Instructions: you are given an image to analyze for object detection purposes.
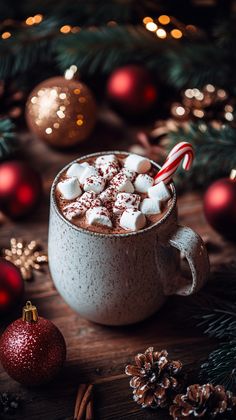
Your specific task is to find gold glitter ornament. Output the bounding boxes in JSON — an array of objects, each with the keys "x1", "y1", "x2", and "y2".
[
  {"x1": 26, "y1": 76, "x2": 97, "y2": 148},
  {"x1": 3, "y1": 238, "x2": 48, "y2": 281}
]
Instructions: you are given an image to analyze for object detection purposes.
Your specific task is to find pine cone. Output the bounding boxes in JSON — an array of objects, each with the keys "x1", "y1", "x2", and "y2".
[
  {"x1": 125, "y1": 347, "x2": 182, "y2": 409},
  {"x1": 170, "y1": 383, "x2": 236, "y2": 419},
  {"x1": 0, "y1": 392, "x2": 21, "y2": 414}
]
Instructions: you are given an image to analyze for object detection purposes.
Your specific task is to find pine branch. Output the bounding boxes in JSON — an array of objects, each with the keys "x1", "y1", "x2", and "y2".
[
  {"x1": 197, "y1": 307, "x2": 236, "y2": 340},
  {"x1": 174, "y1": 264, "x2": 236, "y2": 391},
  {"x1": 1, "y1": 0, "x2": 164, "y2": 23},
  {"x1": 163, "y1": 43, "x2": 231, "y2": 89},
  {"x1": 0, "y1": 118, "x2": 18, "y2": 160},
  {"x1": 0, "y1": 18, "x2": 58, "y2": 79},
  {"x1": 179, "y1": 264, "x2": 236, "y2": 340},
  {"x1": 55, "y1": 25, "x2": 232, "y2": 88},
  {"x1": 55, "y1": 25, "x2": 169, "y2": 75},
  {"x1": 0, "y1": 13, "x2": 235, "y2": 91},
  {"x1": 200, "y1": 340, "x2": 236, "y2": 392},
  {"x1": 168, "y1": 123, "x2": 236, "y2": 190}
]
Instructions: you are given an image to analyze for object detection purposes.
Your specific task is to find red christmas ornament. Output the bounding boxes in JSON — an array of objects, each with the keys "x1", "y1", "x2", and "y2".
[
  {"x1": 0, "y1": 301, "x2": 66, "y2": 386},
  {"x1": 0, "y1": 161, "x2": 42, "y2": 219},
  {"x1": 204, "y1": 171, "x2": 236, "y2": 240},
  {"x1": 106, "y1": 65, "x2": 158, "y2": 115},
  {"x1": 0, "y1": 258, "x2": 24, "y2": 314}
]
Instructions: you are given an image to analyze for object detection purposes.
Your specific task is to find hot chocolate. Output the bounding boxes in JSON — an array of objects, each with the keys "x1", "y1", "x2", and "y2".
[{"x1": 55, "y1": 153, "x2": 172, "y2": 234}]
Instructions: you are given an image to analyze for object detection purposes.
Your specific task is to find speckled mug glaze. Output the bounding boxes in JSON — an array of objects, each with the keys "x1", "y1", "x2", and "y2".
[{"x1": 48, "y1": 151, "x2": 209, "y2": 326}]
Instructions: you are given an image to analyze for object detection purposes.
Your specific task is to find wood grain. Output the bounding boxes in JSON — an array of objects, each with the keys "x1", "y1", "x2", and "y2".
[{"x1": 0, "y1": 127, "x2": 236, "y2": 420}]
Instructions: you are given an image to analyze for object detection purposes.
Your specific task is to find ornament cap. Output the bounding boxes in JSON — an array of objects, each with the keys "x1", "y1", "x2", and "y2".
[
  {"x1": 230, "y1": 169, "x2": 236, "y2": 180},
  {"x1": 22, "y1": 301, "x2": 38, "y2": 322}
]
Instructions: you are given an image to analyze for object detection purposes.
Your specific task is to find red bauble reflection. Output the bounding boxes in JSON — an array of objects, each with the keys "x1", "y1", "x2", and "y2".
[
  {"x1": 106, "y1": 65, "x2": 158, "y2": 115},
  {"x1": 204, "y1": 177, "x2": 236, "y2": 240},
  {"x1": 0, "y1": 161, "x2": 42, "y2": 219},
  {"x1": 0, "y1": 258, "x2": 24, "y2": 314}
]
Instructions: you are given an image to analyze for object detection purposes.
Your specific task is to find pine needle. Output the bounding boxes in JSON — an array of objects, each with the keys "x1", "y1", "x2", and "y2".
[
  {"x1": 200, "y1": 340, "x2": 236, "y2": 392},
  {"x1": 168, "y1": 123, "x2": 236, "y2": 190},
  {"x1": 175, "y1": 264, "x2": 236, "y2": 391},
  {"x1": 0, "y1": 118, "x2": 18, "y2": 160}
]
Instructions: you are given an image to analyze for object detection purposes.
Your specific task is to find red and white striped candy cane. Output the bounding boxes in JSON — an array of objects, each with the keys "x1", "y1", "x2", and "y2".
[{"x1": 154, "y1": 142, "x2": 194, "y2": 184}]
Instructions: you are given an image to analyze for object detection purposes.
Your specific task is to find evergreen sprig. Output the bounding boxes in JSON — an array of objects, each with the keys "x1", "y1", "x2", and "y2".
[
  {"x1": 0, "y1": 18, "x2": 58, "y2": 79},
  {"x1": 168, "y1": 123, "x2": 236, "y2": 190},
  {"x1": 1, "y1": 0, "x2": 164, "y2": 23},
  {"x1": 200, "y1": 340, "x2": 236, "y2": 392},
  {"x1": 197, "y1": 307, "x2": 236, "y2": 340},
  {"x1": 0, "y1": 118, "x2": 18, "y2": 160},
  {"x1": 0, "y1": 5, "x2": 235, "y2": 92},
  {"x1": 56, "y1": 25, "x2": 168, "y2": 75},
  {"x1": 177, "y1": 264, "x2": 236, "y2": 392}
]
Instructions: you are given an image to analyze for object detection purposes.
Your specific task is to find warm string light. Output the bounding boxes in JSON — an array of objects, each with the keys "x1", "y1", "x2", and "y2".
[
  {"x1": 1, "y1": 31, "x2": 11, "y2": 39},
  {"x1": 146, "y1": 22, "x2": 157, "y2": 32},
  {"x1": 0, "y1": 14, "x2": 44, "y2": 40},
  {"x1": 60, "y1": 25, "x2": 72, "y2": 34},
  {"x1": 0, "y1": 13, "x2": 199, "y2": 42},
  {"x1": 171, "y1": 29, "x2": 183, "y2": 39},
  {"x1": 25, "y1": 14, "x2": 43, "y2": 26},
  {"x1": 143, "y1": 14, "x2": 183, "y2": 39},
  {"x1": 64, "y1": 64, "x2": 78, "y2": 80},
  {"x1": 171, "y1": 84, "x2": 235, "y2": 123},
  {"x1": 60, "y1": 24, "x2": 82, "y2": 34},
  {"x1": 158, "y1": 15, "x2": 170, "y2": 25},
  {"x1": 143, "y1": 14, "x2": 199, "y2": 40},
  {"x1": 0, "y1": 14, "x2": 80, "y2": 41},
  {"x1": 107, "y1": 20, "x2": 117, "y2": 27},
  {"x1": 156, "y1": 28, "x2": 167, "y2": 39}
]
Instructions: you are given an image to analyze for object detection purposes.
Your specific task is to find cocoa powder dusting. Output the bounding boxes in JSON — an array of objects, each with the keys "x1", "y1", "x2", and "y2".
[{"x1": 55, "y1": 154, "x2": 172, "y2": 234}]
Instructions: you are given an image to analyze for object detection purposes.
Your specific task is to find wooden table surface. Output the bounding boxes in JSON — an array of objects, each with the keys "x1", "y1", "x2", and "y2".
[{"x1": 0, "y1": 121, "x2": 236, "y2": 420}]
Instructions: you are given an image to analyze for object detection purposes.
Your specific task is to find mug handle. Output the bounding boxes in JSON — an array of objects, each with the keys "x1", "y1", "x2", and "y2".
[{"x1": 165, "y1": 225, "x2": 209, "y2": 296}]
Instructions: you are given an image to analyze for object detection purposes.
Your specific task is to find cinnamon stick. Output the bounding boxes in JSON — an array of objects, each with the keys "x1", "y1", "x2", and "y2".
[
  {"x1": 73, "y1": 384, "x2": 87, "y2": 420},
  {"x1": 86, "y1": 397, "x2": 94, "y2": 420},
  {"x1": 77, "y1": 384, "x2": 93, "y2": 420}
]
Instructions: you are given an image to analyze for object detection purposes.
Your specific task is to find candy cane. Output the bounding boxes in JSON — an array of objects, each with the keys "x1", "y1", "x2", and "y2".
[{"x1": 154, "y1": 142, "x2": 194, "y2": 184}]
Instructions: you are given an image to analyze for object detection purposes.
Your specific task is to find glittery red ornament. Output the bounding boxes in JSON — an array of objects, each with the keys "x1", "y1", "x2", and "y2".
[
  {"x1": 0, "y1": 301, "x2": 66, "y2": 386},
  {"x1": 204, "y1": 173, "x2": 236, "y2": 240},
  {"x1": 0, "y1": 258, "x2": 24, "y2": 314},
  {"x1": 106, "y1": 65, "x2": 158, "y2": 115},
  {"x1": 0, "y1": 161, "x2": 42, "y2": 219}
]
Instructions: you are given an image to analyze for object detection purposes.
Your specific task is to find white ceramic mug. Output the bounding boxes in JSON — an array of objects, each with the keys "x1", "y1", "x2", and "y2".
[{"x1": 48, "y1": 151, "x2": 209, "y2": 325}]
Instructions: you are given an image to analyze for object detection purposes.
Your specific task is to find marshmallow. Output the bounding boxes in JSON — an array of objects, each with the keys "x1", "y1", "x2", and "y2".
[
  {"x1": 140, "y1": 198, "x2": 161, "y2": 215},
  {"x1": 84, "y1": 175, "x2": 105, "y2": 194},
  {"x1": 57, "y1": 177, "x2": 82, "y2": 200},
  {"x1": 148, "y1": 181, "x2": 171, "y2": 202},
  {"x1": 120, "y1": 209, "x2": 146, "y2": 231},
  {"x1": 63, "y1": 192, "x2": 101, "y2": 221},
  {"x1": 79, "y1": 165, "x2": 98, "y2": 184},
  {"x1": 99, "y1": 186, "x2": 118, "y2": 205},
  {"x1": 113, "y1": 193, "x2": 140, "y2": 214},
  {"x1": 124, "y1": 154, "x2": 151, "y2": 174},
  {"x1": 100, "y1": 162, "x2": 119, "y2": 181},
  {"x1": 119, "y1": 167, "x2": 136, "y2": 182},
  {"x1": 95, "y1": 154, "x2": 118, "y2": 168},
  {"x1": 134, "y1": 174, "x2": 154, "y2": 193},
  {"x1": 86, "y1": 206, "x2": 112, "y2": 228},
  {"x1": 66, "y1": 162, "x2": 89, "y2": 179},
  {"x1": 77, "y1": 191, "x2": 100, "y2": 210},
  {"x1": 110, "y1": 173, "x2": 134, "y2": 193},
  {"x1": 63, "y1": 201, "x2": 85, "y2": 220}
]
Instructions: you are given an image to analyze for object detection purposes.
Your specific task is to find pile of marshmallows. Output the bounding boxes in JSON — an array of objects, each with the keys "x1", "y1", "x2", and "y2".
[{"x1": 57, "y1": 154, "x2": 171, "y2": 232}]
